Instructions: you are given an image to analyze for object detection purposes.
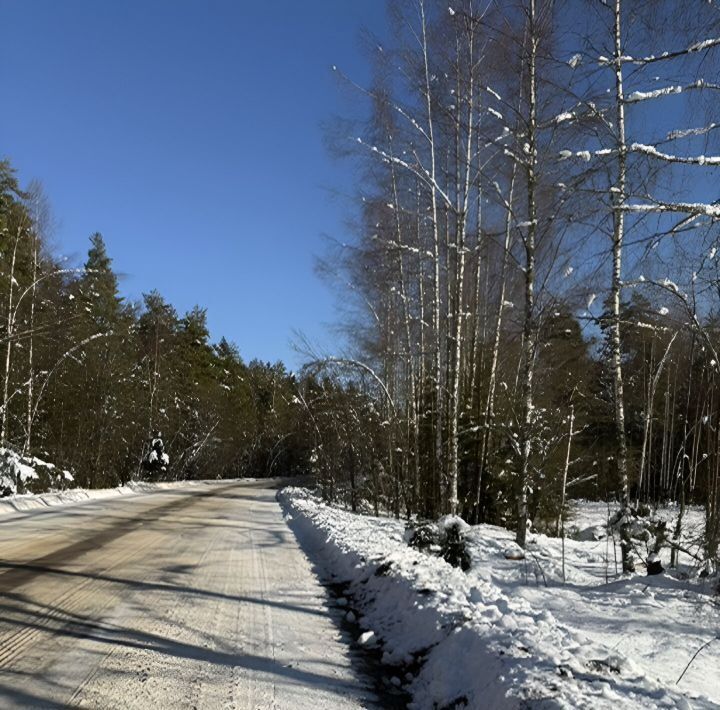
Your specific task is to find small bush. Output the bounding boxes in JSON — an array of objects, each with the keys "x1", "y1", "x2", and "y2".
[
  {"x1": 406, "y1": 516, "x2": 472, "y2": 571},
  {"x1": 439, "y1": 516, "x2": 472, "y2": 571},
  {"x1": 405, "y1": 520, "x2": 441, "y2": 552}
]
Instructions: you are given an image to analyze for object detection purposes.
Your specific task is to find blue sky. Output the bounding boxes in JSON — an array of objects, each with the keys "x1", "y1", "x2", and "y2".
[{"x1": 0, "y1": 0, "x2": 386, "y2": 367}]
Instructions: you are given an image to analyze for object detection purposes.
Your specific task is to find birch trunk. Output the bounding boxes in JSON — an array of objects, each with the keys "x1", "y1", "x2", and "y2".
[
  {"x1": 419, "y1": 0, "x2": 445, "y2": 514},
  {"x1": 24, "y1": 230, "x2": 38, "y2": 455},
  {"x1": 637, "y1": 334, "x2": 677, "y2": 506},
  {"x1": 610, "y1": 0, "x2": 633, "y2": 573},
  {"x1": 476, "y1": 166, "x2": 517, "y2": 522},
  {"x1": 447, "y1": 21, "x2": 476, "y2": 516},
  {"x1": 560, "y1": 405, "x2": 574, "y2": 583},
  {"x1": 389, "y1": 151, "x2": 420, "y2": 514},
  {"x1": 1, "y1": 225, "x2": 21, "y2": 445},
  {"x1": 517, "y1": 0, "x2": 538, "y2": 548}
]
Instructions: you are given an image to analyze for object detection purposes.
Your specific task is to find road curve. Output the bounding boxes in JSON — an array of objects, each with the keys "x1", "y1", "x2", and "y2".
[{"x1": 0, "y1": 480, "x2": 376, "y2": 709}]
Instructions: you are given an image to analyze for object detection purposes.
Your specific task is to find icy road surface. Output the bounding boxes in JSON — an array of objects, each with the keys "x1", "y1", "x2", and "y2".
[{"x1": 0, "y1": 480, "x2": 376, "y2": 709}]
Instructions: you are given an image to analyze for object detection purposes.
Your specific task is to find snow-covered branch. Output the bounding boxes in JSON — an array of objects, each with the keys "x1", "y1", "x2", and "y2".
[
  {"x1": 355, "y1": 137, "x2": 454, "y2": 211},
  {"x1": 625, "y1": 80, "x2": 720, "y2": 104},
  {"x1": 623, "y1": 201, "x2": 720, "y2": 219},
  {"x1": 631, "y1": 143, "x2": 720, "y2": 166},
  {"x1": 600, "y1": 36, "x2": 720, "y2": 66}
]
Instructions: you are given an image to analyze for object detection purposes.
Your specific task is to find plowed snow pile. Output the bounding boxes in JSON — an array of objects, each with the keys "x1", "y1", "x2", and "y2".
[
  {"x1": 0, "y1": 479, "x2": 217, "y2": 516},
  {"x1": 280, "y1": 488, "x2": 720, "y2": 709}
]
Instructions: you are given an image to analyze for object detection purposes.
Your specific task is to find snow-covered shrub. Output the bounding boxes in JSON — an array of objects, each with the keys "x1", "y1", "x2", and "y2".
[
  {"x1": 609, "y1": 506, "x2": 673, "y2": 575},
  {"x1": 0, "y1": 448, "x2": 74, "y2": 495},
  {"x1": 405, "y1": 515, "x2": 471, "y2": 571},
  {"x1": 405, "y1": 519, "x2": 441, "y2": 552},
  {"x1": 440, "y1": 517, "x2": 472, "y2": 571},
  {"x1": 438, "y1": 515, "x2": 471, "y2": 571},
  {"x1": 146, "y1": 449, "x2": 170, "y2": 467},
  {"x1": 646, "y1": 552, "x2": 663, "y2": 575},
  {"x1": 142, "y1": 435, "x2": 170, "y2": 476}
]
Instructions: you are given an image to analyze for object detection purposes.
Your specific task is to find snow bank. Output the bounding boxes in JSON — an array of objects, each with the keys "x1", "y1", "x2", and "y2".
[
  {"x1": 279, "y1": 487, "x2": 717, "y2": 709},
  {"x1": 0, "y1": 480, "x2": 207, "y2": 517}
]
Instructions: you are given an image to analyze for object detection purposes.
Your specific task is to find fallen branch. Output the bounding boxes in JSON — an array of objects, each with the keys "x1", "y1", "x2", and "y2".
[{"x1": 676, "y1": 637, "x2": 719, "y2": 685}]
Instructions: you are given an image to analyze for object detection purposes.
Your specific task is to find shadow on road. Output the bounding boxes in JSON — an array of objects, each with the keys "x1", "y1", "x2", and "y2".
[
  {"x1": 0, "y1": 480, "x2": 380, "y2": 708},
  {"x1": 0, "y1": 591, "x2": 362, "y2": 693}
]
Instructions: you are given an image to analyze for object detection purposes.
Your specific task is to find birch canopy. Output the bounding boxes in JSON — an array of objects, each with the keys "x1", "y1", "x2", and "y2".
[{"x1": 316, "y1": 0, "x2": 720, "y2": 568}]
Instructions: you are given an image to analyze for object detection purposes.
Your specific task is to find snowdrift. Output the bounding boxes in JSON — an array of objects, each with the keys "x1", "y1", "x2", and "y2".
[
  {"x1": 0, "y1": 479, "x2": 210, "y2": 517},
  {"x1": 279, "y1": 487, "x2": 718, "y2": 709}
]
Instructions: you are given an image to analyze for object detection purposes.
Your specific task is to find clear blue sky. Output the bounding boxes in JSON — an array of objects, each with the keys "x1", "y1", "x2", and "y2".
[{"x1": 0, "y1": 0, "x2": 386, "y2": 367}]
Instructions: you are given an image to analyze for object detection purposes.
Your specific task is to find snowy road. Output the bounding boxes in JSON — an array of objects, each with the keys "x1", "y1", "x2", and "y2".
[{"x1": 0, "y1": 480, "x2": 376, "y2": 709}]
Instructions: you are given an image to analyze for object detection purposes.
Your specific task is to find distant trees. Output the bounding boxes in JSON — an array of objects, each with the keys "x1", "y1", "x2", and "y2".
[{"x1": 0, "y1": 159, "x2": 314, "y2": 489}]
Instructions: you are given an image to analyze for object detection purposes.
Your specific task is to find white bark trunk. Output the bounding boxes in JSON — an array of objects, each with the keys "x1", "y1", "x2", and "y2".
[
  {"x1": 1, "y1": 226, "x2": 21, "y2": 444},
  {"x1": 611, "y1": 0, "x2": 633, "y2": 573},
  {"x1": 517, "y1": 0, "x2": 538, "y2": 549},
  {"x1": 447, "y1": 21, "x2": 476, "y2": 516},
  {"x1": 23, "y1": 233, "x2": 38, "y2": 455},
  {"x1": 419, "y1": 0, "x2": 445, "y2": 512}
]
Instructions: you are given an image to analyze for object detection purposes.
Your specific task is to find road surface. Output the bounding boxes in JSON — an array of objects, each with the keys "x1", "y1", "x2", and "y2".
[{"x1": 0, "y1": 480, "x2": 377, "y2": 709}]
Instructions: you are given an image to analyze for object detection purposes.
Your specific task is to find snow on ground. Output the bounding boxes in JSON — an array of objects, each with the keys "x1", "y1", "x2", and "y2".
[
  {"x1": 567, "y1": 500, "x2": 707, "y2": 567},
  {"x1": 0, "y1": 478, "x2": 217, "y2": 517},
  {"x1": 280, "y1": 488, "x2": 720, "y2": 709},
  {"x1": 463, "y1": 503, "x2": 719, "y2": 706}
]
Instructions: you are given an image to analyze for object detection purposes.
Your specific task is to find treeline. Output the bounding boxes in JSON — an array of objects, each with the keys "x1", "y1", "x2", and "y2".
[
  {"x1": 311, "y1": 0, "x2": 720, "y2": 569},
  {"x1": 0, "y1": 159, "x2": 322, "y2": 489}
]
